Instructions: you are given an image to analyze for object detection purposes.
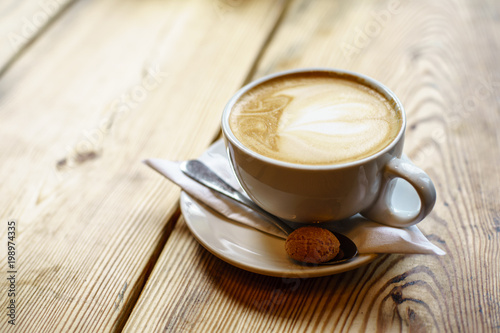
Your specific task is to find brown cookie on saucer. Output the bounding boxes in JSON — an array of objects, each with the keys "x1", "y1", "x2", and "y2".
[{"x1": 285, "y1": 226, "x2": 340, "y2": 264}]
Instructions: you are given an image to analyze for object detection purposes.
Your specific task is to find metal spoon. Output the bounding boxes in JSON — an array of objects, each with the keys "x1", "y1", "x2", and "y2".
[{"x1": 180, "y1": 159, "x2": 358, "y2": 265}]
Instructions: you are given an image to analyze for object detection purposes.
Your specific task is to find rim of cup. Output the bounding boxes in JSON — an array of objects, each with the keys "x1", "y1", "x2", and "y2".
[{"x1": 221, "y1": 67, "x2": 406, "y2": 170}]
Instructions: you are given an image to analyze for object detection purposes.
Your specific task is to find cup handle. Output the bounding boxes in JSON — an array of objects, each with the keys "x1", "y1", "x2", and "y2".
[{"x1": 361, "y1": 156, "x2": 436, "y2": 228}]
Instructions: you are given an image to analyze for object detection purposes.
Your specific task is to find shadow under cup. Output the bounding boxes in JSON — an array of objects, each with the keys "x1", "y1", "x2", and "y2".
[{"x1": 221, "y1": 68, "x2": 436, "y2": 228}]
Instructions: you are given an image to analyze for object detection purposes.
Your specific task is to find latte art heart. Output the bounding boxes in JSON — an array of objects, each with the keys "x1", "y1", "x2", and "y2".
[{"x1": 229, "y1": 73, "x2": 402, "y2": 165}]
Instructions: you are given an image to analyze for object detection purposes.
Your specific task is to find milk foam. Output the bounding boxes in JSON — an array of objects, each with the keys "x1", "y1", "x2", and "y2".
[{"x1": 229, "y1": 73, "x2": 401, "y2": 165}]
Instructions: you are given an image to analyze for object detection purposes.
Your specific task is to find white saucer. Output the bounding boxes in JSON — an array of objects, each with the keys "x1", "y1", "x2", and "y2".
[
  {"x1": 179, "y1": 138, "x2": 426, "y2": 277},
  {"x1": 181, "y1": 192, "x2": 379, "y2": 277}
]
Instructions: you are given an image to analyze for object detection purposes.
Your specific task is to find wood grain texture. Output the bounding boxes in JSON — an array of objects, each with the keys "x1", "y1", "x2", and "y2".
[
  {"x1": 0, "y1": 0, "x2": 285, "y2": 331},
  {"x1": 0, "y1": 0, "x2": 76, "y2": 75},
  {"x1": 125, "y1": 0, "x2": 500, "y2": 332}
]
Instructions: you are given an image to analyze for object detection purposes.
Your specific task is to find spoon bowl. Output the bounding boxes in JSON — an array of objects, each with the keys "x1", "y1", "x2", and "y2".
[{"x1": 320, "y1": 231, "x2": 358, "y2": 265}]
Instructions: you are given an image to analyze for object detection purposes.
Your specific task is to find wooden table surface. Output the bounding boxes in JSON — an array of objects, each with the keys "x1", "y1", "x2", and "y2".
[{"x1": 1, "y1": 0, "x2": 499, "y2": 332}]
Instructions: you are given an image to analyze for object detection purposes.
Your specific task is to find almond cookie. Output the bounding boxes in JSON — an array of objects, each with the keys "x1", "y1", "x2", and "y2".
[{"x1": 285, "y1": 226, "x2": 340, "y2": 264}]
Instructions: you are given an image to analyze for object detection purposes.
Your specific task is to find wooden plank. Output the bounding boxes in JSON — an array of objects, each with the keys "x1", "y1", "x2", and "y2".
[
  {"x1": 0, "y1": 0, "x2": 285, "y2": 331},
  {"x1": 124, "y1": 0, "x2": 500, "y2": 332},
  {"x1": 0, "y1": 0, "x2": 76, "y2": 75}
]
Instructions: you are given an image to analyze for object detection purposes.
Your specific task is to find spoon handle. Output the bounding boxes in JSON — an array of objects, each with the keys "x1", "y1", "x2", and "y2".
[{"x1": 180, "y1": 160, "x2": 294, "y2": 235}]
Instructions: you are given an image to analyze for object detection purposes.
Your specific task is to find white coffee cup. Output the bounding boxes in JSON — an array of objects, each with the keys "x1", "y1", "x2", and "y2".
[{"x1": 221, "y1": 68, "x2": 436, "y2": 228}]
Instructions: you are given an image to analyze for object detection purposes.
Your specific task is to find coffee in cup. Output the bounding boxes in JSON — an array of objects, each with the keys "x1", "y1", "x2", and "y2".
[
  {"x1": 229, "y1": 72, "x2": 402, "y2": 166},
  {"x1": 222, "y1": 68, "x2": 436, "y2": 227}
]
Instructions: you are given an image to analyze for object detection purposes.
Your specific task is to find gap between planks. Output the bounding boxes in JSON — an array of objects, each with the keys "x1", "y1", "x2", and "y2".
[{"x1": 111, "y1": 207, "x2": 181, "y2": 333}]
